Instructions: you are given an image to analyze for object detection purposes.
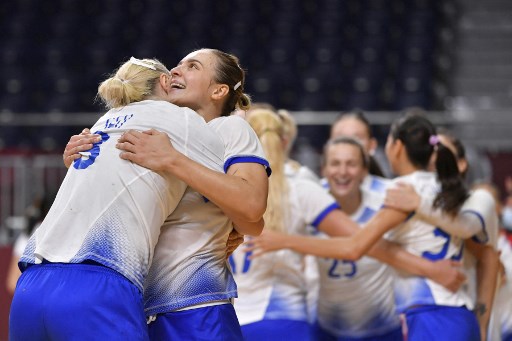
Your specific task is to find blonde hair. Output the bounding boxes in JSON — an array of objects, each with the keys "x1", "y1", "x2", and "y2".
[
  {"x1": 276, "y1": 109, "x2": 298, "y2": 157},
  {"x1": 246, "y1": 109, "x2": 288, "y2": 233},
  {"x1": 97, "y1": 57, "x2": 170, "y2": 109}
]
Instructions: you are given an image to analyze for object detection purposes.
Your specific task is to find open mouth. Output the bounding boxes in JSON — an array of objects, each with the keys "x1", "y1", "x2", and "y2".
[{"x1": 171, "y1": 82, "x2": 185, "y2": 89}]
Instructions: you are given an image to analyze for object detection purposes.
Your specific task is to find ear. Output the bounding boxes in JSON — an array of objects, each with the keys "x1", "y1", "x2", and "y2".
[
  {"x1": 457, "y1": 158, "x2": 468, "y2": 174},
  {"x1": 159, "y1": 74, "x2": 170, "y2": 93},
  {"x1": 393, "y1": 139, "x2": 405, "y2": 160},
  {"x1": 211, "y1": 84, "x2": 230, "y2": 100}
]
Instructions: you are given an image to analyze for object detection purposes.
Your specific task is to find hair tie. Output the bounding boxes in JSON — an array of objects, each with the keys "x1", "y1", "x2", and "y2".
[
  {"x1": 233, "y1": 81, "x2": 242, "y2": 90},
  {"x1": 129, "y1": 56, "x2": 157, "y2": 70},
  {"x1": 429, "y1": 135, "x2": 440, "y2": 146}
]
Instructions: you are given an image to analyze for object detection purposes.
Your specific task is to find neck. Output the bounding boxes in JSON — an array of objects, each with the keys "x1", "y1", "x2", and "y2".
[
  {"x1": 396, "y1": 160, "x2": 420, "y2": 176},
  {"x1": 196, "y1": 103, "x2": 221, "y2": 122},
  {"x1": 333, "y1": 190, "x2": 362, "y2": 216}
]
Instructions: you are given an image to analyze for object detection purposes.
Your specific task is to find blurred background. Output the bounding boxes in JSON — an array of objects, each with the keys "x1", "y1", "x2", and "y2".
[{"x1": 0, "y1": 0, "x2": 512, "y2": 338}]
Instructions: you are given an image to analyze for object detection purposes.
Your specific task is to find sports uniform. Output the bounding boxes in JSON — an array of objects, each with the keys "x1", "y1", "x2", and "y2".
[
  {"x1": 387, "y1": 171, "x2": 479, "y2": 341},
  {"x1": 496, "y1": 234, "x2": 512, "y2": 341},
  {"x1": 414, "y1": 188, "x2": 501, "y2": 340},
  {"x1": 10, "y1": 100, "x2": 224, "y2": 341},
  {"x1": 145, "y1": 115, "x2": 270, "y2": 341},
  {"x1": 315, "y1": 189, "x2": 402, "y2": 341},
  {"x1": 231, "y1": 178, "x2": 339, "y2": 341}
]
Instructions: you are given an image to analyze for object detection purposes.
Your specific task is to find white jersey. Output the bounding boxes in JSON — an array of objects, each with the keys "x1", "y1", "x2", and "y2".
[
  {"x1": 496, "y1": 234, "x2": 512, "y2": 340},
  {"x1": 20, "y1": 100, "x2": 224, "y2": 292},
  {"x1": 315, "y1": 189, "x2": 400, "y2": 338},
  {"x1": 284, "y1": 160, "x2": 319, "y2": 183},
  {"x1": 143, "y1": 115, "x2": 269, "y2": 315},
  {"x1": 387, "y1": 171, "x2": 473, "y2": 311},
  {"x1": 231, "y1": 178, "x2": 339, "y2": 325},
  {"x1": 460, "y1": 190, "x2": 499, "y2": 303}
]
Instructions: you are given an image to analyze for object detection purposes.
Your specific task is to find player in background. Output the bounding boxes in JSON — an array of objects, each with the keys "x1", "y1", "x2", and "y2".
[
  {"x1": 237, "y1": 109, "x2": 466, "y2": 341},
  {"x1": 248, "y1": 113, "x2": 483, "y2": 340},
  {"x1": 384, "y1": 130, "x2": 501, "y2": 341},
  {"x1": 326, "y1": 111, "x2": 390, "y2": 194}
]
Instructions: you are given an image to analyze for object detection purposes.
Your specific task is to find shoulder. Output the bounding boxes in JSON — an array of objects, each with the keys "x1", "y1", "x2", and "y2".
[{"x1": 208, "y1": 115, "x2": 252, "y2": 132}]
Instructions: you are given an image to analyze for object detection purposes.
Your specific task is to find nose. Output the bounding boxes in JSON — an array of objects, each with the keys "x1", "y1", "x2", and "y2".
[{"x1": 171, "y1": 65, "x2": 181, "y2": 77}]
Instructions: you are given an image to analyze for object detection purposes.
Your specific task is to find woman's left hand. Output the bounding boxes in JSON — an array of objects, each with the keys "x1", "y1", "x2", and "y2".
[{"x1": 244, "y1": 230, "x2": 288, "y2": 259}]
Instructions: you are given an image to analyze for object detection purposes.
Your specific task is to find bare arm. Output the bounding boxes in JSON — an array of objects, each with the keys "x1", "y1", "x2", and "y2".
[
  {"x1": 385, "y1": 182, "x2": 484, "y2": 238},
  {"x1": 249, "y1": 207, "x2": 406, "y2": 260},
  {"x1": 116, "y1": 129, "x2": 268, "y2": 236},
  {"x1": 466, "y1": 240, "x2": 500, "y2": 341},
  {"x1": 291, "y1": 209, "x2": 465, "y2": 291}
]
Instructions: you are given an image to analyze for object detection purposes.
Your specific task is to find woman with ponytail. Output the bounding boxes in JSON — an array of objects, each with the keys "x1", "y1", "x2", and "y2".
[
  {"x1": 61, "y1": 49, "x2": 270, "y2": 340},
  {"x1": 248, "y1": 112, "x2": 483, "y2": 340},
  {"x1": 10, "y1": 57, "x2": 228, "y2": 340},
  {"x1": 235, "y1": 110, "x2": 468, "y2": 341},
  {"x1": 384, "y1": 129, "x2": 500, "y2": 341}
]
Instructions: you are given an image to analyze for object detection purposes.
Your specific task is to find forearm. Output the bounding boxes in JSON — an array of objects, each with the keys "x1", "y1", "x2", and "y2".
[
  {"x1": 284, "y1": 234, "x2": 361, "y2": 260},
  {"x1": 368, "y1": 240, "x2": 433, "y2": 277},
  {"x1": 470, "y1": 243, "x2": 500, "y2": 340},
  {"x1": 416, "y1": 197, "x2": 482, "y2": 239},
  {"x1": 164, "y1": 152, "x2": 267, "y2": 235}
]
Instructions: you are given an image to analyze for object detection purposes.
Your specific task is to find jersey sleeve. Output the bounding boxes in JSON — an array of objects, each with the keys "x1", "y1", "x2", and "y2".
[
  {"x1": 416, "y1": 189, "x2": 498, "y2": 244},
  {"x1": 208, "y1": 116, "x2": 270, "y2": 175},
  {"x1": 294, "y1": 179, "x2": 340, "y2": 230}
]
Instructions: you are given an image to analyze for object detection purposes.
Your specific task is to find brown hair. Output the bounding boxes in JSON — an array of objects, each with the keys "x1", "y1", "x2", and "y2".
[{"x1": 201, "y1": 48, "x2": 252, "y2": 116}]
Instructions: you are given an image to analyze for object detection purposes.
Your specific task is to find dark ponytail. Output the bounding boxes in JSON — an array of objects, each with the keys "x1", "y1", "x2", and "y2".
[
  {"x1": 432, "y1": 137, "x2": 469, "y2": 216},
  {"x1": 391, "y1": 113, "x2": 468, "y2": 216}
]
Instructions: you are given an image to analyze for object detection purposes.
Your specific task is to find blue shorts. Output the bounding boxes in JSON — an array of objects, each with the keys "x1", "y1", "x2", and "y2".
[
  {"x1": 241, "y1": 319, "x2": 313, "y2": 341},
  {"x1": 404, "y1": 305, "x2": 480, "y2": 341},
  {"x1": 148, "y1": 303, "x2": 243, "y2": 341},
  {"x1": 9, "y1": 263, "x2": 149, "y2": 341},
  {"x1": 314, "y1": 323, "x2": 403, "y2": 341}
]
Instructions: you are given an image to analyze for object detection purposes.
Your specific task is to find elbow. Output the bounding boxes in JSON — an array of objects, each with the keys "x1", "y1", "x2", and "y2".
[{"x1": 242, "y1": 197, "x2": 267, "y2": 223}]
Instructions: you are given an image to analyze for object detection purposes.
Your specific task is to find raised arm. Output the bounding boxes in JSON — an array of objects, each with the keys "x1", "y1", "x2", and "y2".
[
  {"x1": 249, "y1": 207, "x2": 405, "y2": 260},
  {"x1": 116, "y1": 129, "x2": 268, "y2": 236},
  {"x1": 312, "y1": 209, "x2": 466, "y2": 291},
  {"x1": 384, "y1": 182, "x2": 486, "y2": 238}
]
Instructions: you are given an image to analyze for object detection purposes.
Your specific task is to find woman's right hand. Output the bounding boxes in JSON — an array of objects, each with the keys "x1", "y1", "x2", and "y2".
[{"x1": 63, "y1": 128, "x2": 101, "y2": 168}]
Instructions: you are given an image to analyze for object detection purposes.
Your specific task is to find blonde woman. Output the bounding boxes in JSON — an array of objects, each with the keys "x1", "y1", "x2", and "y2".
[
  {"x1": 10, "y1": 57, "x2": 226, "y2": 340},
  {"x1": 233, "y1": 109, "x2": 465, "y2": 341}
]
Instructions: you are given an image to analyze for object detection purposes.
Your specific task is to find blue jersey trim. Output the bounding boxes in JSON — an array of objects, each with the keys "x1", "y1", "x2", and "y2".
[
  {"x1": 369, "y1": 176, "x2": 387, "y2": 193},
  {"x1": 464, "y1": 209, "x2": 488, "y2": 244},
  {"x1": 224, "y1": 156, "x2": 272, "y2": 177},
  {"x1": 356, "y1": 207, "x2": 377, "y2": 224},
  {"x1": 311, "y1": 202, "x2": 341, "y2": 229}
]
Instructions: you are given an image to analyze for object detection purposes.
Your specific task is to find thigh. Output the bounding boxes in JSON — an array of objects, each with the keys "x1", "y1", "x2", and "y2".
[
  {"x1": 405, "y1": 305, "x2": 480, "y2": 341},
  {"x1": 242, "y1": 319, "x2": 313, "y2": 341},
  {"x1": 148, "y1": 304, "x2": 243, "y2": 341}
]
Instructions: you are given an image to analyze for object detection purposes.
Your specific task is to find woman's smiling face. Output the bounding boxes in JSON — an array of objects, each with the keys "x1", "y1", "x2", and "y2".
[{"x1": 168, "y1": 50, "x2": 218, "y2": 112}]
